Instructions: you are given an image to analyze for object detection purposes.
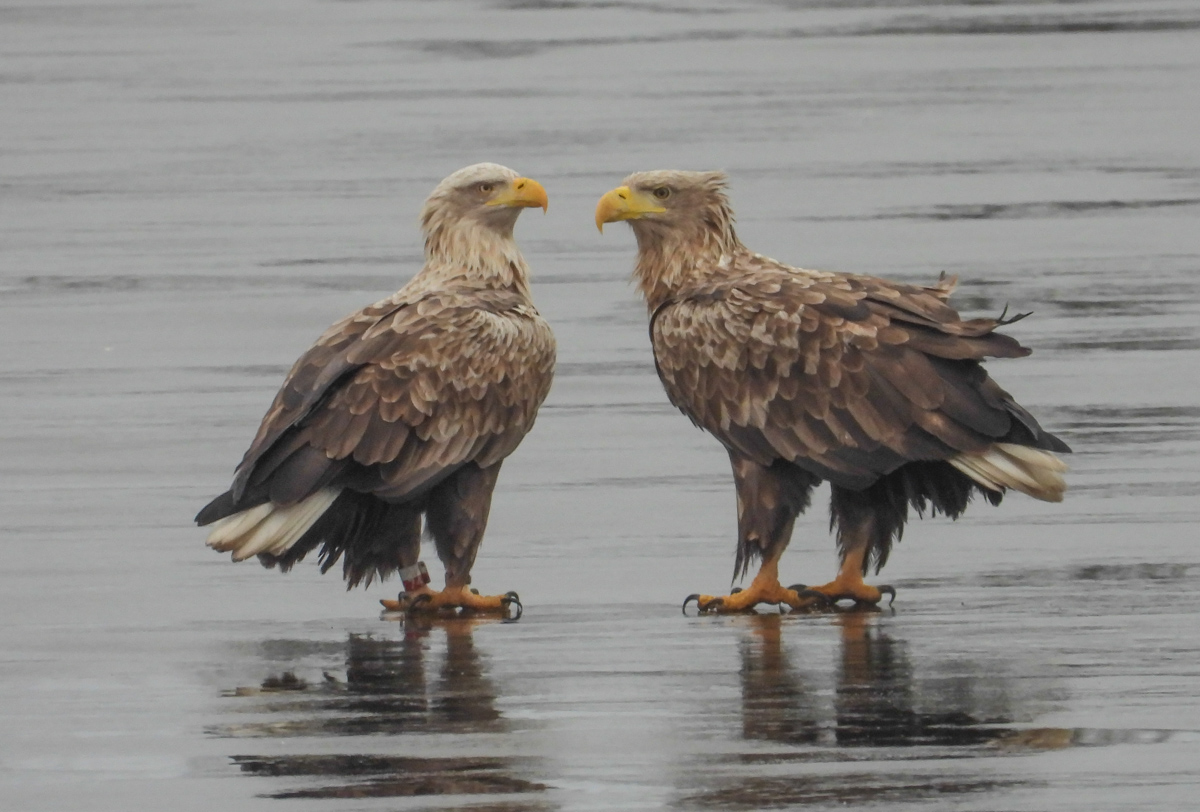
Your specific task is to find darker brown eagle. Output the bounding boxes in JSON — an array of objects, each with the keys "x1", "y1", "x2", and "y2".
[
  {"x1": 596, "y1": 170, "x2": 1069, "y2": 613},
  {"x1": 197, "y1": 163, "x2": 555, "y2": 616}
]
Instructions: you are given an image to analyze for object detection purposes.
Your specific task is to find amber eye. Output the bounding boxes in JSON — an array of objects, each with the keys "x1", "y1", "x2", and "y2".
[
  {"x1": 478, "y1": 182, "x2": 495, "y2": 194},
  {"x1": 652, "y1": 186, "x2": 671, "y2": 200}
]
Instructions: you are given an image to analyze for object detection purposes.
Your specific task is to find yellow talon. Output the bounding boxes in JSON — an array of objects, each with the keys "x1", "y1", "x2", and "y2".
[
  {"x1": 380, "y1": 586, "x2": 521, "y2": 618},
  {"x1": 802, "y1": 546, "x2": 895, "y2": 606},
  {"x1": 682, "y1": 558, "x2": 808, "y2": 614}
]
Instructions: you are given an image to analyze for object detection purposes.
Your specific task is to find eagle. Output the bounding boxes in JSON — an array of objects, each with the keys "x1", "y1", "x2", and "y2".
[
  {"x1": 197, "y1": 163, "x2": 555, "y2": 617},
  {"x1": 596, "y1": 170, "x2": 1069, "y2": 613}
]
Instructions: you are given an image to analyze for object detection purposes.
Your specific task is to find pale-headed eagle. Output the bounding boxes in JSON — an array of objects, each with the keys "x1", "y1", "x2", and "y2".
[
  {"x1": 197, "y1": 163, "x2": 555, "y2": 616},
  {"x1": 596, "y1": 170, "x2": 1069, "y2": 612}
]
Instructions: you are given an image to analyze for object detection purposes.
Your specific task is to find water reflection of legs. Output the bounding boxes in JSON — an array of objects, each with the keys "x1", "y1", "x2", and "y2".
[
  {"x1": 832, "y1": 609, "x2": 999, "y2": 747},
  {"x1": 217, "y1": 617, "x2": 548, "y2": 802},
  {"x1": 737, "y1": 610, "x2": 1025, "y2": 750},
  {"x1": 677, "y1": 611, "x2": 1029, "y2": 809},
  {"x1": 430, "y1": 616, "x2": 503, "y2": 727},
  {"x1": 739, "y1": 614, "x2": 820, "y2": 745}
]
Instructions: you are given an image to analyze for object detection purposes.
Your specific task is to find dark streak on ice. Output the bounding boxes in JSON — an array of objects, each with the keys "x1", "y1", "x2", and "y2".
[
  {"x1": 817, "y1": 198, "x2": 1200, "y2": 222},
  {"x1": 399, "y1": 14, "x2": 1200, "y2": 60}
]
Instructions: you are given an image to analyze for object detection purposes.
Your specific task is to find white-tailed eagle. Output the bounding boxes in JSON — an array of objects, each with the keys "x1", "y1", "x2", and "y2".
[
  {"x1": 197, "y1": 163, "x2": 555, "y2": 617},
  {"x1": 596, "y1": 170, "x2": 1068, "y2": 612}
]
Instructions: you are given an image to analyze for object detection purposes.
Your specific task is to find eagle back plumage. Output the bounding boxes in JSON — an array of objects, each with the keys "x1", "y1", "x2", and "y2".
[
  {"x1": 650, "y1": 250, "x2": 1064, "y2": 490},
  {"x1": 224, "y1": 284, "x2": 554, "y2": 510}
]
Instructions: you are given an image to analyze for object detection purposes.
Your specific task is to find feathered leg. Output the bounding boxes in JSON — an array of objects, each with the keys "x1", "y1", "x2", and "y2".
[
  {"x1": 428, "y1": 461, "x2": 503, "y2": 589},
  {"x1": 806, "y1": 484, "x2": 900, "y2": 605},
  {"x1": 381, "y1": 462, "x2": 519, "y2": 617},
  {"x1": 686, "y1": 455, "x2": 819, "y2": 613},
  {"x1": 337, "y1": 500, "x2": 423, "y2": 587}
]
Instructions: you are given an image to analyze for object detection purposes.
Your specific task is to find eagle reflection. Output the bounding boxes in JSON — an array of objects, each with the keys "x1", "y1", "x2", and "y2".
[
  {"x1": 684, "y1": 611, "x2": 1031, "y2": 809},
  {"x1": 217, "y1": 617, "x2": 549, "y2": 803},
  {"x1": 741, "y1": 611, "x2": 1007, "y2": 748}
]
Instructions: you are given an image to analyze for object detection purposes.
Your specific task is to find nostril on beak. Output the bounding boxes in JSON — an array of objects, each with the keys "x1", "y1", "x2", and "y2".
[
  {"x1": 515, "y1": 181, "x2": 525, "y2": 189},
  {"x1": 618, "y1": 193, "x2": 627, "y2": 200}
]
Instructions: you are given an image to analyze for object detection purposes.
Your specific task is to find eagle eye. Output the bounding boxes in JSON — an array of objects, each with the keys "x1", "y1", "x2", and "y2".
[
  {"x1": 652, "y1": 186, "x2": 671, "y2": 200},
  {"x1": 477, "y1": 182, "x2": 496, "y2": 194}
]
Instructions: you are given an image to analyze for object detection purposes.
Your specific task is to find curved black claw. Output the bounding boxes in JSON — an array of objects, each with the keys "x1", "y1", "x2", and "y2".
[
  {"x1": 877, "y1": 585, "x2": 897, "y2": 606},
  {"x1": 500, "y1": 590, "x2": 523, "y2": 621},
  {"x1": 775, "y1": 584, "x2": 806, "y2": 614},
  {"x1": 794, "y1": 588, "x2": 835, "y2": 607},
  {"x1": 405, "y1": 592, "x2": 432, "y2": 615},
  {"x1": 682, "y1": 594, "x2": 725, "y2": 615}
]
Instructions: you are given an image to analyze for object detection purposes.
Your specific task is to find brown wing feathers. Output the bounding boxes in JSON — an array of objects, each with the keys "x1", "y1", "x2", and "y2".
[
  {"x1": 198, "y1": 291, "x2": 554, "y2": 527},
  {"x1": 224, "y1": 301, "x2": 411, "y2": 503},
  {"x1": 652, "y1": 271, "x2": 1066, "y2": 489}
]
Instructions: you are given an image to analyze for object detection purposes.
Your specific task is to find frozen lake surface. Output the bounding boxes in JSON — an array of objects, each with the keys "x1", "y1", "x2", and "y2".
[{"x1": 3, "y1": 0, "x2": 1200, "y2": 809}]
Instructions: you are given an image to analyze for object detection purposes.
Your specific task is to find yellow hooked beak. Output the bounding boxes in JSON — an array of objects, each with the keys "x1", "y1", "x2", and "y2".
[
  {"x1": 486, "y1": 177, "x2": 548, "y2": 212},
  {"x1": 595, "y1": 186, "x2": 666, "y2": 232}
]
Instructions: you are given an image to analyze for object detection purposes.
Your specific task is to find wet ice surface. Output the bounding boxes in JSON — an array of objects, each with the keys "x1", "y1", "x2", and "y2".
[{"x1": 3, "y1": 0, "x2": 1200, "y2": 809}]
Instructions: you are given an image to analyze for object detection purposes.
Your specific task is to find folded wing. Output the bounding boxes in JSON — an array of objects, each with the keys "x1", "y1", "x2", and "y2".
[
  {"x1": 197, "y1": 288, "x2": 555, "y2": 526},
  {"x1": 651, "y1": 270, "x2": 1068, "y2": 492}
]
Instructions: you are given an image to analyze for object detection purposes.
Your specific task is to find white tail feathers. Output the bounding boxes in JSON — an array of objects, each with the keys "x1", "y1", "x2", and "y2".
[
  {"x1": 207, "y1": 488, "x2": 340, "y2": 561},
  {"x1": 949, "y1": 443, "x2": 1068, "y2": 503}
]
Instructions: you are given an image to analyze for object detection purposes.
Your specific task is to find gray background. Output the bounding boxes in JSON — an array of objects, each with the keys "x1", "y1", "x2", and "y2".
[{"x1": 3, "y1": 1, "x2": 1199, "y2": 809}]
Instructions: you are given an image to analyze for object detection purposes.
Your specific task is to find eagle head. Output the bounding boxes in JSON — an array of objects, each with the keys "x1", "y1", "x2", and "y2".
[
  {"x1": 594, "y1": 170, "x2": 731, "y2": 236},
  {"x1": 421, "y1": 163, "x2": 547, "y2": 239}
]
